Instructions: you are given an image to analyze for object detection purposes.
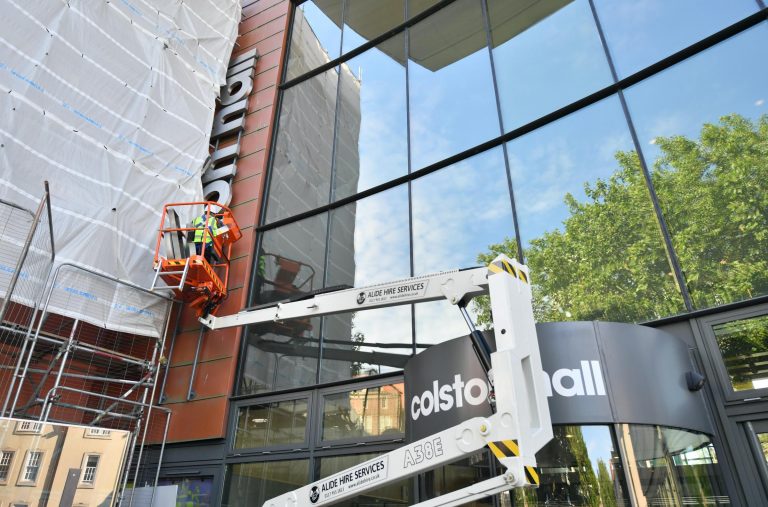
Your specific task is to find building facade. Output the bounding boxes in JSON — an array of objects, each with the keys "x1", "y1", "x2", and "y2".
[{"x1": 154, "y1": 1, "x2": 768, "y2": 505}]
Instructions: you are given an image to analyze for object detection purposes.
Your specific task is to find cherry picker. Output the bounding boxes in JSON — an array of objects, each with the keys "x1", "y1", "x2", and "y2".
[{"x1": 197, "y1": 254, "x2": 553, "y2": 506}]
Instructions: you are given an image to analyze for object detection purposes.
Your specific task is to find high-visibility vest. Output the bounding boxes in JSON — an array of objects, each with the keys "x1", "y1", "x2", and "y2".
[{"x1": 192, "y1": 215, "x2": 218, "y2": 244}]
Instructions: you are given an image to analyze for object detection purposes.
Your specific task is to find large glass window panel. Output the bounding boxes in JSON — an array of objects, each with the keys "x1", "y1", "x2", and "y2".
[
  {"x1": 222, "y1": 459, "x2": 309, "y2": 507},
  {"x1": 255, "y1": 215, "x2": 328, "y2": 306},
  {"x1": 234, "y1": 399, "x2": 308, "y2": 449},
  {"x1": 625, "y1": 26, "x2": 768, "y2": 309},
  {"x1": 510, "y1": 425, "x2": 629, "y2": 506},
  {"x1": 507, "y1": 96, "x2": 685, "y2": 323},
  {"x1": 412, "y1": 147, "x2": 514, "y2": 275},
  {"x1": 618, "y1": 425, "x2": 729, "y2": 506},
  {"x1": 415, "y1": 300, "x2": 474, "y2": 352},
  {"x1": 326, "y1": 186, "x2": 410, "y2": 289},
  {"x1": 239, "y1": 316, "x2": 321, "y2": 395},
  {"x1": 333, "y1": 35, "x2": 408, "y2": 200},
  {"x1": 407, "y1": 0, "x2": 500, "y2": 170},
  {"x1": 421, "y1": 451, "x2": 493, "y2": 506},
  {"x1": 321, "y1": 307, "x2": 413, "y2": 383},
  {"x1": 341, "y1": 0, "x2": 405, "y2": 54},
  {"x1": 489, "y1": 0, "x2": 612, "y2": 132},
  {"x1": 318, "y1": 453, "x2": 412, "y2": 506},
  {"x1": 266, "y1": 69, "x2": 338, "y2": 223},
  {"x1": 712, "y1": 314, "x2": 768, "y2": 392},
  {"x1": 321, "y1": 383, "x2": 405, "y2": 441},
  {"x1": 594, "y1": 0, "x2": 758, "y2": 79},
  {"x1": 286, "y1": 2, "x2": 342, "y2": 81}
]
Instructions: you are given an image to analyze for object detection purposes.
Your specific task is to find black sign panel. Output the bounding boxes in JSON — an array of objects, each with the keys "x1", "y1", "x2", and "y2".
[
  {"x1": 404, "y1": 321, "x2": 712, "y2": 443},
  {"x1": 405, "y1": 336, "x2": 493, "y2": 441}
]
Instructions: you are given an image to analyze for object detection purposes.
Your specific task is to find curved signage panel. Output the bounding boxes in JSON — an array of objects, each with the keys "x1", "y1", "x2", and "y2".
[{"x1": 405, "y1": 321, "x2": 712, "y2": 441}]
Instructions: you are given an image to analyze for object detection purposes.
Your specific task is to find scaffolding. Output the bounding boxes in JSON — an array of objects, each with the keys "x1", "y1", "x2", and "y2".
[{"x1": 0, "y1": 184, "x2": 174, "y2": 506}]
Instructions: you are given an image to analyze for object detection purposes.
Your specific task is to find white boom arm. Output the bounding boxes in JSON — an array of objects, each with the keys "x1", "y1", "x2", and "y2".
[{"x1": 198, "y1": 255, "x2": 552, "y2": 507}]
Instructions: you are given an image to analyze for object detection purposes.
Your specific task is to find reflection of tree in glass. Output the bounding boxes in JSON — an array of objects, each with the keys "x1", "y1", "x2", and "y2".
[
  {"x1": 713, "y1": 316, "x2": 768, "y2": 388},
  {"x1": 476, "y1": 114, "x2": 768, "y2": 325},
  {"x1": 597, "y1": 459, "x2": 617, "y2": 507}
]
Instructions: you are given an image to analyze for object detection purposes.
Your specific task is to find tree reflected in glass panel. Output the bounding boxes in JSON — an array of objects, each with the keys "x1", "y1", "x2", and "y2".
[
  {"x1": 511, "y1": 425, "x2": 629, "y2": 506},
  {"x1": 407, "y1": 0, "x2": 499, "y2": 170},
  {"x1": 321, "y1": 383, "x2": 405, "y2": 441},
  {"x1": 286, "y1": 2, "x2": 342, "y2": 81},
  {"x1": 713, "y1": 314, "x2": 768, "y2": 392},
  {"x1": 222, "y1": 460, "x2": 309, "y2": 507},
  {"x1": 594, "y1": 0, "x2": 758, "y2": 79},
  {"x1": 234, "y1": 399, "x2": 308, "y2": 449},
  {"x1": 320, "y1": 307, "x2": 412, "y2": 384},
  {"x1": 318, "y1": 453, "x2": 412, "y2": 506},
  {"x1": 625, "y1": 25, "x2": 768, "y2": 309},
  {"x1": 266, "y1": 68, "x2": 338, "y2": 223},
  {"x1": 489, "y1": 0, "x2": 612, "y2": 132},
  {"x1": 478, "y1": 96, "x2": 683, "y2": 325},
  {"x1": 617, "y1": 425, "x2": 728, "y2": 506},
  {"x1": 341, "y1": 0, "x2": 405, "y2": 54},
  {"x1": 333, "y1": 35, "x2": 408, "y2": 200}
]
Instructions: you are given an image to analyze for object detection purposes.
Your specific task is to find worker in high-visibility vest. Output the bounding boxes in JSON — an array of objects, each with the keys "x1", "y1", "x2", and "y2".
[{"x1": 191, "y1": 212, "x2": 220, "y2": 262}]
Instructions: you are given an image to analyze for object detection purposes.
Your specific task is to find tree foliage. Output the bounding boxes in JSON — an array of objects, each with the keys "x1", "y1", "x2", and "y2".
[{"x1": 476, "y1": 114, "x2": 768, "y2": 326}]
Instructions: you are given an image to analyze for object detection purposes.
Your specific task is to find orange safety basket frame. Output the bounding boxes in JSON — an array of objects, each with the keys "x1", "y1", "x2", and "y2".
[{"x1": 153, "y1": 201, "x2": 242, "y2": 316}]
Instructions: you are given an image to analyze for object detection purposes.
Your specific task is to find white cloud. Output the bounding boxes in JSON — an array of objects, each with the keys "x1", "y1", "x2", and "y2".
[{"x1": 756, "y1": 99, "x2": 765, "y2": 107}]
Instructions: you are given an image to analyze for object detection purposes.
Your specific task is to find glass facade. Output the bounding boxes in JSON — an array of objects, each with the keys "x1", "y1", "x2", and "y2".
[
  {"x1": 224, "y1": 0, "x2": 768, "y2": 505},
  {"x1": 249, "y1": 0, "x2": 768, "y2": 395}
]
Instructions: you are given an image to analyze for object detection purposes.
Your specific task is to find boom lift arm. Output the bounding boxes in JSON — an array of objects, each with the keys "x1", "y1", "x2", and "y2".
[{"x1": 199, "y1": 255, "x2": 552, "y2": 506}]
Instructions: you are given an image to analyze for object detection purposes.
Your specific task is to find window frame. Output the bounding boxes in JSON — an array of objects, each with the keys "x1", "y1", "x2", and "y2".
[
  {"x1": 699, "y1": 303, "x2": 768, "y2": 402},
  {"x1": 17, "y1": 450, "x2": 43, "y2": 486},
  {"x1": 78, "y1": 453, "x2": 101, "y2": 488},
  {"x1": 0, "y1": 449, "x2": 15, "y2": 484},
  {"x1": 316, "y1": 376, "x2": 406, "y2": 447},
  {"x1": 229, "y1": 392, "x2": 314, "y2": 454},
  {"x1": 14, "y1": 420, "x2": 42, "y2": 434}
]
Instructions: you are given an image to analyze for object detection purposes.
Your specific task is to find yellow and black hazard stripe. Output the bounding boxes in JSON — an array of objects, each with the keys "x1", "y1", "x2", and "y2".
[
  {"x1": 166, "y1": 259, "x2": 186, "y2": 266},
  {"x1": 487, "y1": 259, "x2": 529, "y2": 284},
  {"x1": 487, "y1": 440, "x2": 540, "y2": 486}
]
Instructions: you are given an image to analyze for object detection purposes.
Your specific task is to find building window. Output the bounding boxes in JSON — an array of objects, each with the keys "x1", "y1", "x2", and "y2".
[
  {"x1": 20, "y1": 451, "x2": 43, "y2": 484},
  {"x1": 15, "y1": 420, "x2": 42, "y2": 434},
  {"x1": 321, "y1": 383, "x2": 405, "y2": 442},
  {"x1": 0, "y1": 450, "x2": 14, "y2": 482},
  {"x1": 234, "y1": 399, "x2": 308, "y2": 450},
  {"x1": 80, "y1": 454, "x2": 100, "y2": 486},
  {"x1": 712, "y1": 313, "x2": 768, "y2": 392},
  {"x1": 84, "y1": 427, "x2": 111, "y2": 438}
]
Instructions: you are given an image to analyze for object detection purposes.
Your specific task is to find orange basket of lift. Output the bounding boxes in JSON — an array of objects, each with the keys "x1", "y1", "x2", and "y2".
[{"x1": 152, "y1": 201, "x2": 242, "y2": 316}]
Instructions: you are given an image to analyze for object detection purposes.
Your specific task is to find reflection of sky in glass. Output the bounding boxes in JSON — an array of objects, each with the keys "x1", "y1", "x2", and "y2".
[
  {"x1": 490, "y1": 0, "x2": 612, "y2": 132},
  {"x1": 594, "y1": 0, "x2": 758, "y2": 78},
  {"x1": 412, "y1": 147, "x2": 514, "y2": 274},
  {"x1": 408, "y1": 0, "x2": 499, "y2": 170},
  {"x1": 334, "y1": 38, "x2": 408, "y2": 199},
  {"x1": 581, "y1": 425, "x2": 616, "y2": 476},
  {"x1": 626, "y1": 24, "x2": 768, "y2": 161},
  {"x1": 507, "y1": 96, "x2": 633, "y2": 246},
  {"x1": 328, "y1": 184, "x2": 410, "y2": 288},
  {"x1": 300, "y1": 2, "x2": 341, "y2": 61}
]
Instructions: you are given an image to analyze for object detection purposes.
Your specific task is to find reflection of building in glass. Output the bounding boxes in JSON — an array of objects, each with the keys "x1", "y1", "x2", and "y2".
[
  {"x1": 152, "y1": 1, "x2": 768, "y2": 505},
  {"x1": 242, "y1": 6, "x2": 362, "y2": 394},
  {"x1": 0, "y1": 419, "x2": 129, "y2": 506}
]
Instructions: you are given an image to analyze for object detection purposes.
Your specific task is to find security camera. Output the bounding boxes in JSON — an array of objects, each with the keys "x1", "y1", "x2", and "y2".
[{"x1": 686, "y1": 371, "x2": 706, "y2": 391}]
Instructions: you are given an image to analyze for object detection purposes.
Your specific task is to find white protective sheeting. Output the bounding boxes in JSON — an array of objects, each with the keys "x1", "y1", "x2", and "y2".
[{"x1": 0, "y1": 0, "x2": 241, "y2": 337}]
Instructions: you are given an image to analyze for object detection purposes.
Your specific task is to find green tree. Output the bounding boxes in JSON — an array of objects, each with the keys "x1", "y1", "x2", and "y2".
[
  {"x1": 476, "y1": 114, "x2": 768, "y2": 326},
  {"x1": 597, "y1": 459, "x2": 618, "y2": 507}
]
